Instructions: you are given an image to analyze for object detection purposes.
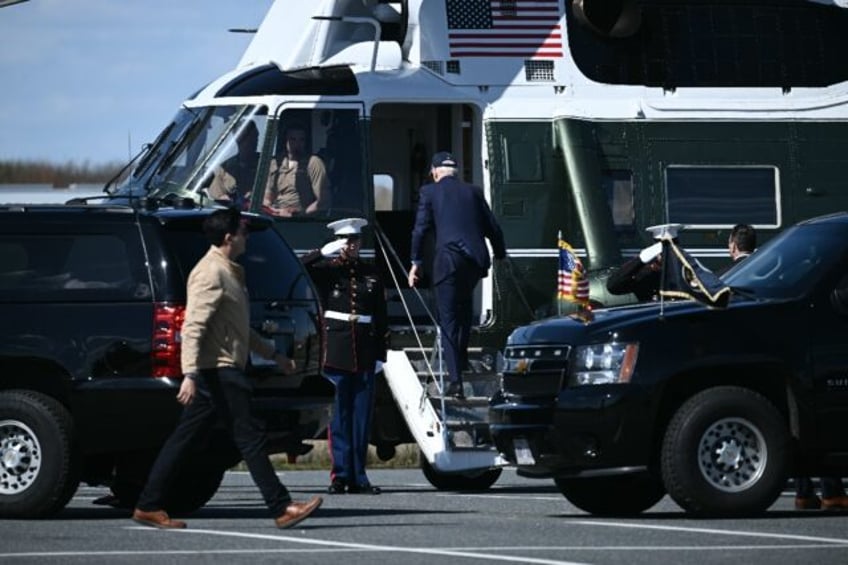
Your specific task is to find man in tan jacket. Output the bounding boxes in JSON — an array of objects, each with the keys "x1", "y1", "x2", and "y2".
[{"x1": 132, "y1": 207, "x2": 322, "y2": 530}]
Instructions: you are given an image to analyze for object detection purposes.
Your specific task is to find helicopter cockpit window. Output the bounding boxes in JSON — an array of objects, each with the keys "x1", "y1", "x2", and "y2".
[
  {"x1": 147, "y1": 105, "x2": 268, "y2": 203},
  {"x1": 262, "y1": 108, "x2": 365, "y2": 218}
]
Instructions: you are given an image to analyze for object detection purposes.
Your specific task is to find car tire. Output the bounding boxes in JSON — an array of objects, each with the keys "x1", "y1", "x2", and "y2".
[
  {"x1": 661, "y1": 386, "x2": 789, "y2": 517},
  {"x1": 419, "y1": 453, "x2": 502, "y2": 491},
  {"x1": 0, "y1": 390, "x2": 80, "y2": 518},
  {"x1": 110, "y1": 437, "x2": 235, "y2": 515},
  {"x1": 163, "y1": 463, "x2": 227, "y2": 515},
  {"x1": 554, "y1": 473, "x2": 666, "y2": 516}
]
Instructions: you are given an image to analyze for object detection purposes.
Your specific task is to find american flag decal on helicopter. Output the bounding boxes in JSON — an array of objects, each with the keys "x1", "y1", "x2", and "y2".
[{"x1": 446, "y1": 0, "x2": 563, "y2": 58}]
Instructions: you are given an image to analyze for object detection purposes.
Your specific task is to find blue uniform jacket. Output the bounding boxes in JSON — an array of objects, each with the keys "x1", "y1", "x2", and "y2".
[{"x1": 410, "y1": 176, "x2": 506, "y2": 285}]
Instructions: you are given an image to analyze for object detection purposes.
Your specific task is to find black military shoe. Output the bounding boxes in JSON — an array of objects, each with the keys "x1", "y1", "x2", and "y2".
[
  {"x1": 348, "y1": 483, "x2": 381, "y2": 495},
  {"x1": 327, "y1": 479, "x2": 346, "y2": 494}
]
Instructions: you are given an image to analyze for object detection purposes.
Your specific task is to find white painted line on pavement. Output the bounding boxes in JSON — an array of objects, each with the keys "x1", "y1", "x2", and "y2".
[
  {"x1": 572, "y1": 520, "x2": 848, "y2": 545},
  {"x1": 2, "y1": 543, "x2": 844, "y2": 560},
  {"x1": 166, "y1": 527, "x2": 592, "y2": 565}
]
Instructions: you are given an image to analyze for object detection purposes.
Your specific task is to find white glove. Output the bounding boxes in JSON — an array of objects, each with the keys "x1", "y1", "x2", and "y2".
[
  {"x1": 320, "y1": 239, "x2": 347, "y2": 257},
  {"x1": 374, "y1": 361, "x2": 384, "y2": 374},
  {"x1": 639, "y1": 242, "x2": 663, "y2": 264}
]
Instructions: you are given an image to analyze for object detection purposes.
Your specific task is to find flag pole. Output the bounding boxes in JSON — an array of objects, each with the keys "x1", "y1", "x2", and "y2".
[{"x1": 557, "y1": 230, "x2": 562, "y2": 317}]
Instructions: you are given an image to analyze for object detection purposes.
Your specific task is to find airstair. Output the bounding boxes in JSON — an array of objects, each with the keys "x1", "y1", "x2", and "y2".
[
  {"x1": 383, "y1": 344, "x2": 507, "y2": 474},
  {"x1": 375, "y1": 228, "x2": 508, "y2": 480}
]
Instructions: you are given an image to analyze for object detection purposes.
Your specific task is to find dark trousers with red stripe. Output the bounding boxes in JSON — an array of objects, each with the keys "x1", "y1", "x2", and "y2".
[{"x1": 324, "y1": 369, "x2": 375, "y2": 488}]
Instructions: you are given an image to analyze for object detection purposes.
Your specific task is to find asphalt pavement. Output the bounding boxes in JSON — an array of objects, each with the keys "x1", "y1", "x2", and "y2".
[{"x1": 1, "y1": 469, "x2": 847, "y2": 564}]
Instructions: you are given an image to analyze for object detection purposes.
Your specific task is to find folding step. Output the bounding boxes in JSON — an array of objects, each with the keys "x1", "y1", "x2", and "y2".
[{"x1": 382, "y1": 349, "x2": 507, "y2": 473}]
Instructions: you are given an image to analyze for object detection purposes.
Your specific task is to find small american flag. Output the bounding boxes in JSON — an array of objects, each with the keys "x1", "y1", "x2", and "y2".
[
  {"x1": 558, "y1": 236, "x2": 589, "y2": 305},
  {"x1": 446, "y1": 0, "x2": 563, "y2": 58}
]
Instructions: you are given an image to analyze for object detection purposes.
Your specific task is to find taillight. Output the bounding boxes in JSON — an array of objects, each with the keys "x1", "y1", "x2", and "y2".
[{"x1": 152, "y1": 302, "x2": 186, "y2": 378}]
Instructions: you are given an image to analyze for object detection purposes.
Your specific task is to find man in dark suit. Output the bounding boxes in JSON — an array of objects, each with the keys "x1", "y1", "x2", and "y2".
[
  {"x1": 407, "y1": 152, "x2": 506, "y2": 399},
  {"x1": 715, "y1": 223, "x2": 756, "y2": 276}
]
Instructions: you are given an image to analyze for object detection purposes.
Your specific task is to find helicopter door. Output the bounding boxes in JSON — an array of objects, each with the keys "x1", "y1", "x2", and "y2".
[{"x1": 370, "y1": 103, "x2": 482, "y2": 329}]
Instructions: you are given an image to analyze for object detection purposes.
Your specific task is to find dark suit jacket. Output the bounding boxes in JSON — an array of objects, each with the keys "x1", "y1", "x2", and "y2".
[
  {"x1": 410, "y1": 176, "x2": 506, "y2": 285},
  {"x1": 606, "y1": 257, "x2": 661, "y2": 302},
  {"x1": 714, "y1": 254, "x2": 750, "y2": 277}
]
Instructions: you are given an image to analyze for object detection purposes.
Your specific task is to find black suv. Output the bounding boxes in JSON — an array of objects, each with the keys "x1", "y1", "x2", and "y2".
[
  {"x1": 0, "y1": 201, "x2": 333, "y2": 518},
  {"x1": 490, "y1": 213, "x2": 848, "y2": 517}
]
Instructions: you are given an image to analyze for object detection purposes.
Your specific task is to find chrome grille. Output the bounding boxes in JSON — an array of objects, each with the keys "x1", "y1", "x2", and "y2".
[{"x1": 502, "y1": 345, "x2": 571, "y2": 396}]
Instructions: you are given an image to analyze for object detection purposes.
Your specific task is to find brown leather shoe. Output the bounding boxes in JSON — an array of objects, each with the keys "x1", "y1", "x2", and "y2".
[
  {"x1": 821, "y1": 495, "x2": 848, "y2": 510},
  {"x1": 132, "y1": 509, "x2": 187, "y2": 529},
  {"x1": 274, "y1": 496, "x2": 323, "y2": 529},
  {"x1": 795, "y1": 496, "x2": 821, "y2": 510}
]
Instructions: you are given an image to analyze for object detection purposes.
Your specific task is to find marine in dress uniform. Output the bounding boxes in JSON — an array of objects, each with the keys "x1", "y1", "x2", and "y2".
[
  {"x1": 302, "y1": 218, "x2": 388, "y2": 494},
  {"x1": 606, "y1": 224, "x2": 681, "y2": 302}
]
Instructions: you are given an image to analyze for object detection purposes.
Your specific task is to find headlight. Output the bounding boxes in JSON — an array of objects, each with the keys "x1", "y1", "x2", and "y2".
[{"x1": 571, "y1": 342, "x2": 639, "y2": 385}]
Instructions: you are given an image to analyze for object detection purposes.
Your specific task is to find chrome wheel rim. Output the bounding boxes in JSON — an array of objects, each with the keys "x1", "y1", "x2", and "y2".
[
  {"x1": 0, "y1": 419, "x2": 42, "y2": 495},
  {"x1": 697, "y1": 417, "x2": 766, "y2": 493}
]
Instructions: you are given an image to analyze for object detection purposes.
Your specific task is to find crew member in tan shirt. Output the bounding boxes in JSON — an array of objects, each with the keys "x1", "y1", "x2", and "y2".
[{"x1": 264, "y1": 124, "x2": 330, "y2": 216}]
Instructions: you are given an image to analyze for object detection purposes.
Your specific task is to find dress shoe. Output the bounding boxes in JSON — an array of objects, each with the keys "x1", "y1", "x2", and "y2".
[
  {"x1": 821, "y1": 495, "x2": 848, "y2": 510},
  {"x1": 327, "y1": 479, "x2": 346, "y2": 494},
  {"x1": 348, "y1": 483, "x2": 381, "y2": 495},
  {"x1": 794, "y1": 496, "x2": 822, "y2": 510},
  {"x1": 132, "y1": 509, "x2": 187, "y2": 529},
  {"x1": 274, "y1": 496, "x2": 323, "y2": 529},
  {"x1": 444, "y1": 382, "x2": 465, "y2": 399}
]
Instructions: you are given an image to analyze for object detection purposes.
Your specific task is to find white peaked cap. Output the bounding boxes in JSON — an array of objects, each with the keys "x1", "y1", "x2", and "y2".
[
  {"x1": 327, "y1": 217, "x2": 368, "y2": 236},
  {"x1": 645, "y1": 223, "x2": 685, "y2": 240}
]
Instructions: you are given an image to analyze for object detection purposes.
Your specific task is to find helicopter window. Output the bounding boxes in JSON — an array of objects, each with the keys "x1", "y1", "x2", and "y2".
[
  {"x1": 198, "y1": 115, "x2": 268, "y2": 208},
  {"x1": 502, "y1": 136, "x2": 544, "y2": 183},
  {"x1": 263, "y1": 108, "x2": 365, "y2": 218},
  {"x1": 665, "y1": 166, "x2": 779, "y2": 228},
  {"x1": 374, "y1": 174, "x2": 394, "y2": 211},
  {"x1": 602, "y1": 169, "x2": 635, "y2": 231},
  {"x1": 567, "y1": 0, "x2": 848, "y2": 88},
  {"x1": 148, "y1": 105, "x2": 268, "y2": 203}
]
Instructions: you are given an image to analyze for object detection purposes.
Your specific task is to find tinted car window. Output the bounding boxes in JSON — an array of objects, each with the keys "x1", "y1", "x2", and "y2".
[
  {"x1": 0, "y1": 232, "x2": 149, "y2": 302},
  {"x1": 162, "y1": 224, "x2": 314, "y2": 301}
]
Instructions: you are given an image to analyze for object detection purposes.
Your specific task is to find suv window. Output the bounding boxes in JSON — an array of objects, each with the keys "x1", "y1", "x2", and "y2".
[
  {"x1": 161, "y1": 224, "x2": 313, "y2": 301},
  {"x1": 0, "y1": 232, "x2": 150, "y2": 302}
]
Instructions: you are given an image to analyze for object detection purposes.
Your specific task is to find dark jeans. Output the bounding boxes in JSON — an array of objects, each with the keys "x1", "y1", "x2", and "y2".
[{"x1": 136, "y1": 367, "x2": 291, "y2": 515}]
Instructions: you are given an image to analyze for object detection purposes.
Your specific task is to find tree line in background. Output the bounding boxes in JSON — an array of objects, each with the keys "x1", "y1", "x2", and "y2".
[{"x1": 0, "y1": 159, "x2": 123, "y2": 186}]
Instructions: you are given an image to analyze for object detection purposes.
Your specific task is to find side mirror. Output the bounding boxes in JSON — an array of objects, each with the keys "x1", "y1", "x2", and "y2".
[{"x1": 830, "y1": 276, "x2": 848, "y2": 315}]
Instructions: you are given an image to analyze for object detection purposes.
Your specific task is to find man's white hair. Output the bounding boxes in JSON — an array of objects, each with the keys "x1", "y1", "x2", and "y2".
[{"x1": 434, "y1": 166, "x2": 459, "y2": 178}]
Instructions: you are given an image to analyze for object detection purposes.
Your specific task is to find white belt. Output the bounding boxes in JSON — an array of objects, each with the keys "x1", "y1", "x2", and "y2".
[{"x1": 324, "y1": 310, "x2": 372, "y2": 324}]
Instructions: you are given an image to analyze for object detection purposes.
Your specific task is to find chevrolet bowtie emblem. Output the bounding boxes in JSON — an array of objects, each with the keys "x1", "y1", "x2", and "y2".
[{"x1": 515, "y1": 359, "x2": 529, "y2": 374}]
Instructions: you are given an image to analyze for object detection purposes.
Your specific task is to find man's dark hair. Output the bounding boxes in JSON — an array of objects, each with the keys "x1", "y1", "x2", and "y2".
[
  {"x1": 283, "y1": 122, "x2": 307, "y2": 137},
  {"x1": 203, "y1": 207, "x2": 241, "y2": 247},
  {"x1": 730, "y1": 224, "x2": 756, "y2": 252}
]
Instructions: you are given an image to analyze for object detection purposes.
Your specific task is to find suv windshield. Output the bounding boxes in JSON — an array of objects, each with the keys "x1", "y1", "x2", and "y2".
[{"x1": 724, "y1": 222, "x2": 848, "y2": 299}]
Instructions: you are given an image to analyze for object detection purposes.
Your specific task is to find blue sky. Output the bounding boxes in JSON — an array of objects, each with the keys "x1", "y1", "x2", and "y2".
[{"x1": 0, "y1": 0, "x2": 272, "y2": 164}]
